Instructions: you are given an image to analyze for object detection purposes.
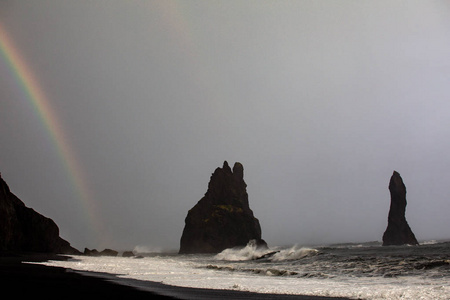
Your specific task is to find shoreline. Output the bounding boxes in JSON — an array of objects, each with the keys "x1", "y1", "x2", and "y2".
[{"x1": 1, "y1": 252, "x2": 352, "y2": 300}]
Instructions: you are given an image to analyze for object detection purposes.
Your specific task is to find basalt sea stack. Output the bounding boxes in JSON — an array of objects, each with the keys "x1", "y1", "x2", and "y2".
[
  {"x1": 382, "y1": 171, "x2": 419, "y2": 246},
  {"x1": 0, "y1": 174, "x2": 78, "y2": 253},
  {"x1": 179, "y1": 161, "x2": 266, "y2": 254}
]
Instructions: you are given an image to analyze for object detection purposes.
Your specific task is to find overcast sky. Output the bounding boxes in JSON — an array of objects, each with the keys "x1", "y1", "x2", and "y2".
[{"x1": 1, "y1": 1, "x2": 450, "y2": 251}]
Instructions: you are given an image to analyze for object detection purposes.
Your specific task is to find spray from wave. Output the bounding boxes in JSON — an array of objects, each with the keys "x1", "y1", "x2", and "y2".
[
  {"x1": 215, "y1": 240, "x2": 318, "y2": 262},
  {"x1": 132, "y1": 245, "x2": 170, "y2": 255},
  {"x1": 215, "y1": 240, "x2": 270, "y2": 261},
  {"x1": 271, "y1": 245, "x2": 318, "y2": 261}
]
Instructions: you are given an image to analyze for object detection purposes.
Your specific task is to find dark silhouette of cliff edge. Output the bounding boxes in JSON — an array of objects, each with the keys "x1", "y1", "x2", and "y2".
[
  {"x1": 0, "y1": 173, "x2": 78, "y2": 254},
  {"x1": 179, "y1": 161, "x2": 266, "y2": 254},
  {"x1": 382, "y1": 171, "x2": 419, "y2": 246}
]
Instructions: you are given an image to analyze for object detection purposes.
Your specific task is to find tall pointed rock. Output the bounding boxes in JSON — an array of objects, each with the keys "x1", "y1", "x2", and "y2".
[
  {"x1": 382, "y1": 171, "x2": 419, "y2": 246},
  {"x1": 179, "y1": 161, "x2": 266, "y2": 254}
]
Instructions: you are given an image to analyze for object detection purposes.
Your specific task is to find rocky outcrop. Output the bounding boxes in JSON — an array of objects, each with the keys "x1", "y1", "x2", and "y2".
[
  {"x1": 179, "y1": 161, "x2": 266, "y2": 254},
  {"x1": 382, "y1": 171, "x2": 419, "y2": 246},
  {"x1": 0, "y1": 174, "x2": 78, "y2": 254},
  {"x1": 84, "y1": 248, "x2": 118, "y2": 256},
  {"x1": 122, "y1": 251, "x2": 135, "y2": 257}
]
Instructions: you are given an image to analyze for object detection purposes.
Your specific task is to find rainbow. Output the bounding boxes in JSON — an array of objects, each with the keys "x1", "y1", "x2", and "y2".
[{"x1": 0, "y1": 23, "x2": 104, "y2": 246}]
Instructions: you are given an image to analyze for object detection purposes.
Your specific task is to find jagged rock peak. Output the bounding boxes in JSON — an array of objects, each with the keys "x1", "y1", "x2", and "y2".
[
  {"x1": 232, "y1": 162, "x2": 244, "y2": 180},
  {"x1": 179, "y1": 161, "x2": 265, "y2": 254},
  {"x1": 222, "y1": 160, "x2": 232, "y2": 173},
  {"x1": 217, "y1": 161, "x2": 243, "y2": 179},
  {"x1": 382, "y1": 171, "x2": 419, "y2": 246}
]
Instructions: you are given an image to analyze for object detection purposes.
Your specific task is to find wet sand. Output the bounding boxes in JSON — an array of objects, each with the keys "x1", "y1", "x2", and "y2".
[{"x1": 0, "y1": 252, "x2": 352, "y2": 300}]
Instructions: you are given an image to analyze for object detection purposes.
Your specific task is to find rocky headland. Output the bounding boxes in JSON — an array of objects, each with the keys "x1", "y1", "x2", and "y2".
[
  {"x1": 0, "y1": 174, "x2": 79, "y2": 254},
  {"x1": 382, "y1": 171, "x2": 419, "y2": 246},
  {"x1": 179, "y1": 161, "x2": 266, "y2": 254}
]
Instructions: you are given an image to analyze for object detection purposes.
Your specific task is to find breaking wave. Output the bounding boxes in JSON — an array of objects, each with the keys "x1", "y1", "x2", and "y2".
[
  {"x1": 215, "y1": 240, "x2": 318, "y2": 262},
  {"x1": 270, "y1": 245, "x2": 318, "y2": 261},
  {"x1": 215, "y1": 240, "x2": 270, "y2": 261},
  {"x1": 34, "y1": 240, "x2": 450, "y2": 299}
]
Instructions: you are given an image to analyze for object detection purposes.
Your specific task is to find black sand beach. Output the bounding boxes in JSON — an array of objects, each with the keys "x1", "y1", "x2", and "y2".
[{"x1": 0, "y1": 252, "x2": 352, "y2": 300}]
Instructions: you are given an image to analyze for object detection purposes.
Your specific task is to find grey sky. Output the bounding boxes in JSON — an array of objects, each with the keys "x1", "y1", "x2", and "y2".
[{"x1": 1, "y1": 1, "x2": 450, "y2": 251}]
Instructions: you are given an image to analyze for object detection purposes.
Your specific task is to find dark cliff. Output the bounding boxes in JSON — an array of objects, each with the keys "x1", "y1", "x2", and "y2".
[
  {"x1": 0, "y1": 174, "x2": 78, "y2": 253},
  {"x1": 382, "y1": 171, "x2": 419, "y2": 246},
  {"x1": 179, "y1": 161, "x2": 266, "y2": 254}
]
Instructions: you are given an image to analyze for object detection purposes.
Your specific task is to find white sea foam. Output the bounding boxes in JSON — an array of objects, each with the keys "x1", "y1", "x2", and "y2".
[
  {"x1": 214, "y1": 241, "x2": 318, "y2": 262},
  {"x1": 133, "y1": 245, "x2": 165, "y2": 255},
  {"x1": 32, "y1": 254, "x2": 450, "y2": 300},
  {"x1": 215, "y1": 240, "x2": 270, "y2": 261},
  {"x1": 270, "y1": 245, "x2": 318, "y2": 261},
  {"x1": 420, "y1": 240, "x2": 438, "y2": 245}
]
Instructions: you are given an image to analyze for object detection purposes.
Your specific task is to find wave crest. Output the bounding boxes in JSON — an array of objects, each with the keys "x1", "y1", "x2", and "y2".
[
  {"x1": 271, "y1": 245, "x2": 318, "y2": 261},
  {"x1": 215, "y1": 240, "x2": 270, "y2": 261},
  {"x1": 215, "y1": 241, "x2": 318, "y2": 262}
]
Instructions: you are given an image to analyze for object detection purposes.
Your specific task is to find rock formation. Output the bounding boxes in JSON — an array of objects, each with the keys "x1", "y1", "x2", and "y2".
[
  {"x1": 382, "y1": 171, "x2": 419, "y2": 246},
  {"x1": 0, "y1": 174, "x2": 78, "y2": 253},
  {"x1": 179, "y1": 161, "x2": 266, "y2": 254},
  {"x1": 84, "y1": 248, "x2": 118, "y2": 256}
]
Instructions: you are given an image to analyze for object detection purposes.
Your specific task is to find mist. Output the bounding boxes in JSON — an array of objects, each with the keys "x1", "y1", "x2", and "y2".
[{"x1": 1, "y1": 1, "x2": 450, "y2": 251}]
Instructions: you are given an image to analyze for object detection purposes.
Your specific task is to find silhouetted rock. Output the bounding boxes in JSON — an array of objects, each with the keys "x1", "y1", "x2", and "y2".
[
  {"x1": 122, "y1": 251, "x2": 135, "y2": 257},
  {"x1": 83, "y1": 248, "x2": 118, "y2": 256},
  {"x1": 84, "y1": 248, "x2": 100, "y2": 256},
  {"x1": 382, "y1": 171, "x2": 419, "y2": 246},
  {"x1": 253, "y1": 238, "x2": 269, "y2": 250},
  {"x1": 0, "y1": 174, "x2": 79, "y2": 254},
  {"x1": 179, "y1": 161, "x2": 265, "y2": 254},
  {"x1": 99, "y1": 248, "x2": 118, "y2": 256}
]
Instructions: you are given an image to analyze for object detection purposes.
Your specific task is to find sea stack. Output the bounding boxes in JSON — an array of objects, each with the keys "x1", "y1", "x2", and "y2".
[
  {"x1": 179, "y1": 161, "x2": 266, "y2": 254},
  {"x1": 382, "y1": 171, "x2": 419, "y2": 246},
  {"x1": 0, "y1": 173, "x2": 78, "y2": 253}
]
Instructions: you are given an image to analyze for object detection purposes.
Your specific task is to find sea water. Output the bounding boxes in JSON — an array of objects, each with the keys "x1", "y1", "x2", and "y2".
[{"x1": 33, "y1": 240, "x2": 450, "y2": 299}]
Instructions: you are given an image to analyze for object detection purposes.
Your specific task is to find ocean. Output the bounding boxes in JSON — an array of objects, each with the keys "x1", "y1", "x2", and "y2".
[{"x1": 33, "y1": 240, "x2": 450, "y2": 299}]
